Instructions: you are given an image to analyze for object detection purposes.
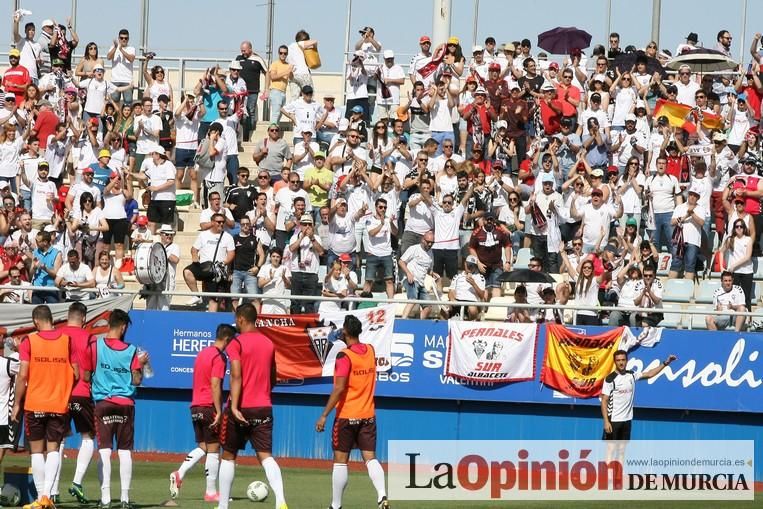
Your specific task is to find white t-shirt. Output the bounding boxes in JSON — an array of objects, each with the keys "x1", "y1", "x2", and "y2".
[
  {"x1": 400, "y1": 244, "x2": 434, "y2": 284},
  {"x1": 429, "y1": 97, "x2": 453, "y2": 132},
  {"x1": 614, "y1": 130, "x2": 647, "y2": 166},
  {"x1": 193, "y1": 230, "x2": 235, "y2": 263},
  {"x1": 672, "y1": 202, "x2": 706, "y2": 246},
  {"x1": 646, "y1": 173, "x2": 681, "y2": 213},
  {"x1": 602, "y1": 370, "x2": 643, "y2": 422},
  {"x1": 134, "y1": 114, "x2": 162, "y2": 155},
  {"x1": 207, "y1": 138, "x2": 228, "y2": 183},
  {"x1": 727, "y1": 235, "x2": 753, "y2": 274},
  {"x1": 345, "y1": 67, "x2": 368, "y2": 100},
  {"x1": 72, "y1": 206, "x2": 105, "y2": 231},
  {"x1": 292, "y1": 141, "x2": 320, "y2": 178},
  {"x1": 712, "y1": 284, "x2": 746, "y2": 310},
  {"x1": 611, "y1": 87, "x2": 637, "y2": 127},
  {"x1": 18, "y1": 38, "x2": 41, "y2": 80},
  {"x1": 647, "y1": 131, "x2": 665, "y2": 173},
  {"x1": 377, "y1": 64, "x2": 405, "y2": 105},
  {"x1": 675, "y1": 80, "x2": 700, "y2": 107},
  {"x1": 212, "y1": 117, "x2": 238, "y2": 156},
  {"x1": 141, "y1": 159, "x2": 176, "y2": 201},
  {"x1": 364, "y1": 214, "x2": 394, "y2": 256},
  {"x1": 57, "y1": 263, "x2": 94, "y2": 301},
  {"x1": 110, "y1": 45, "x2": 136, "y2": 83},
  {"x1": 580, "y1": 203, "x2": 614, "y2": 249},
  {"x1": 618, "y1": 174, "x2": 646, "y2": 214},
  {"x1": 103, "y1": 186, "x2": 127, "y2": 219},
  {"x1": 163, "y1": 241, "x2": 180, "y2": 291},
  {"x1": 328, "y1": 213, "x2": 356, "y2": 254},
  {"x1": 259, "y1": 263, "x2": 291, "y2": 314},
  {"x1": 45, "y1": 135, "x2": 71, "y2": 179},
  {"x1": 68, "y1": 181, "x2": 102, "y2": 209},
  {"x1": 274, "y1": 187, "x2": 311, "y2": 230},
  {"x1": 79, "y1": 78, "x2": 117, "y2": 114},
  {"x1": 405, "y1": 194, "x2": 433, "y2": 235},
  {"x1": 450, "y1": 271, "x2": 485, "y2": 301},
  {"x1": 282, "y1": 99, "x2": 323, "y2": 138},
  {"x1": 287, "y1": 233, "x2": 323, "y2": 274},
  {"x1": 200, "y1": 207, "x2": 234, "y2": 226},
  {"x1": 432, "y1": 203, "x2": 464, "y2": 250},
  {"x1": 0, "y1": 138, "x2": 24, "y2": 178},
  {"x1": 287, "y1": 41, "x2": 309, "y2": 76},
  {"x1": 318, "y1": 273, "x2": 358, "y2": 313},
  {"x1": 30, "y1": 179, "x2": 57, "y2": 221},
  {"x1": 175, "y1": 111, "x2": 201, "y2": 151},
  {"x1": 19, "y1": 154, "x2": 45, "y2": 193}
]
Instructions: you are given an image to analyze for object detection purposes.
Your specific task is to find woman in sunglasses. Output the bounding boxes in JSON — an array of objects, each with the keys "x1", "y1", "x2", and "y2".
[
  {"x1": 67, "y1": 191, "x2": 108, "y2": 268},
  {"x1": 142, "y1": 53, "x2": 173, "y2": 112}
]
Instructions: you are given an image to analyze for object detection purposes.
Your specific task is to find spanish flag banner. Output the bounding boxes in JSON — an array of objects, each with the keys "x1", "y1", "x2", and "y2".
[
  {"x1": 652, "y1": 99, "x2": 724, "y2": 134},
  {"x1": 540, "y1": 324, "x2": 623, "y2": 398}
]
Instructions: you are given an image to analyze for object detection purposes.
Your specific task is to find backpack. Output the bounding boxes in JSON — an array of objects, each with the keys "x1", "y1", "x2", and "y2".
[{"x1": 194, "y1": 138, "x2": 214, "y2": 170}]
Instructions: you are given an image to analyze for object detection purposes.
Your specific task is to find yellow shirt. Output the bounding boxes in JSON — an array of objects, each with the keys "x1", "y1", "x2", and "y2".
[
  {"x1": 304, "y1": 166, "x2": 333, "y2": 207},
  {"x1": 269, "y1": 61, "x2": 291, "y2": 92}
]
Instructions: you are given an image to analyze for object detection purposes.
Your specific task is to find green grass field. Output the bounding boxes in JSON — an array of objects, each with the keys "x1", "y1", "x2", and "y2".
[{"x1": 0, "y1": 454, "x2": 758, "y2": 509}]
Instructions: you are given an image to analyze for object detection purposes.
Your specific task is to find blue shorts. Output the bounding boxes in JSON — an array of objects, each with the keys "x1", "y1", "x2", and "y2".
[
  {"x1": 365, "y1": 254, "x2": 394, "y2": 281},
  {"x1": 670, "y1": 243, "x2": 700, "y2": 273},
  {"x1": 175, "y1": 148, "x2": 196, "y2": 168},
  {"x1": 403, "y1": 280, "x2": 428, "y2": 300},
  {"x1": 484, "y1": 267, "x2": 504, "y2": 289}
]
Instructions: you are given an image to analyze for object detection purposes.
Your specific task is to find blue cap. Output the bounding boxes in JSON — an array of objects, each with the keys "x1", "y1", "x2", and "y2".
[
  {"x1": 541, "y1": 172, "x2": 555, "y2": 183},
  {"x1": 738, "y1": 92, "x2": 748, "y2": 102},
  {"x1": 351, "y1": 105, "x2": 364, "y2": 113}
]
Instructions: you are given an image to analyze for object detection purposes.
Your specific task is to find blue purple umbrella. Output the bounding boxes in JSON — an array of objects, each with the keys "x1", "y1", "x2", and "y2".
[{"x1": 537, "y1": 26, "x2": 592, "y2": 55}]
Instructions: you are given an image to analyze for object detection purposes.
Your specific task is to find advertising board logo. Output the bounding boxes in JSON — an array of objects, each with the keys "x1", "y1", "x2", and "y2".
[{"x1": 378, "y1": 333, "x2": 414, "y2": 383}]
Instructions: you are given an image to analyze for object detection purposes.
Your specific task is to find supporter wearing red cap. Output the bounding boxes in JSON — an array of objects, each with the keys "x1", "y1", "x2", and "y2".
[
  {"x1": 460, "y1": 87, "x2": 496, "y2": 157},
  {"x1": 484, "y1": 62, "x2": 509, "y2": 111},
  {"x1": 538, "y1": 81, "x2": 563, "y2": 135},
  {"x1": 2, "y1": 49, "x2": 30, "y2": 103},
  {"x1": 409, "y1": 36, "x2": 433, "y2": 87}
]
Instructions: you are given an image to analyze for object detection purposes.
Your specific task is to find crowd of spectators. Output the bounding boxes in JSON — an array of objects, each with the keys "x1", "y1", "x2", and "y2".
[{"x1": 0, "y1": 13, "x2": 760, "y2": 329}]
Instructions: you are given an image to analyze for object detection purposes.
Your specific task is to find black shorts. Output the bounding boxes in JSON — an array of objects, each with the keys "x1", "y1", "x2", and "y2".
[
  {"x1": 603, "y1": 420, "x2": 632, "y2": 441},
  {"x1": 68, "y1": 396, "x2": 95, "y2": 434},
  {"x1": 147, "y1": 200, "x2": 176, "y2": 225},
  {"x1": 191, "y1": 406, "x2": 219, "y2": 445},
  {"x1": 0, "y1": 425, "x2": 11, "y2": 449},
  {"x1": 24, "y1": 411, "x2": 68, "y2": 443},
  {"x1": 103, "y1": 218, "x2": 130, "y2": 244},
  {"x1": 221, "y1": 407, "x2": 273, "y2": 454},
  {"x1": 175, "y1": 148, "x2": 196, "y2": 169},
  {"x1": 432, "y1": 249, "x2": 459, "y2": 279},
  {"x1": 332, "y1": 417, "x2": 377, "y2": 453},
  {"x1": 95, "y1": 401, "x2": 135, "y2": 450}
]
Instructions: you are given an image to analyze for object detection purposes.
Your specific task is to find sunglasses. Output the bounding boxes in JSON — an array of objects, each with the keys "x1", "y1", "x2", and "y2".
[
  {"x1": 279, "y1": 51, "x2": 288, "y2": 55},
  {"x1": 348, "y1": 135, "x2": 359, "y2": 139},
  {"x1": 443, "y1": 200, "x2": 454, "y2": 205},
  {"x1": 268, "y1": 128, "x2": 280, "y2": 132},
  {"x1": 258, "y1": 175, "x2": 269, "y2": 179},
  {"x1": 377, "y1": 205, "x2": 387, "y2": 209},
  {"x1": 289, "y1": 180, "x2": 300, "y2": 184},
  {"x1": 214, "y1": 220, "x2": 225, "y2": 224},
  {"x1": 735, "y1": 224, "x2": 745, "y2": 229},
  {"x1": 679, "y1": 72, "x2": 690, "y2": 76},
  {"x1": 119, "y1": 36, "x2": 129, "y2": 40},
  {"x1": 572, "y1": 242, "x2": 582, "y2": 247}
]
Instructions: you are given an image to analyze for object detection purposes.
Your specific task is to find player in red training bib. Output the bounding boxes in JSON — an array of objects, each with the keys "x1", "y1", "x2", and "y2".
[
  {"x1": 169, "y1": 324, "x2": 235, "y2": 502},
  {"x1": 316, "y1": 315, "x2": 389, "y2": 509},
  {"x1": 218, "y1": 303, "x2": 288, "y2": 509}
]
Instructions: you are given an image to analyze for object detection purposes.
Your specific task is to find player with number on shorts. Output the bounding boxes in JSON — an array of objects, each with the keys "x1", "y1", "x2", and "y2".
[
  {"x1": 315, "y1": 315, "x2": 390, "y2": 509},
  {"x1": 218, "y1": 303, "x2": 288, "y2": 509},
  {"x1": 12, "y1": 305, "x2": 79, "y2": 509},
  {"x1": 169, "y1": 323, "x2": 235, "y2": 501}
]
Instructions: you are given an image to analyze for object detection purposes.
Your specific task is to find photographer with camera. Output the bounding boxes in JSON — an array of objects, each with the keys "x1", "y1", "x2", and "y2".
[{"x1": 183, "y1": 212, "x2": 235, "y2": 311}]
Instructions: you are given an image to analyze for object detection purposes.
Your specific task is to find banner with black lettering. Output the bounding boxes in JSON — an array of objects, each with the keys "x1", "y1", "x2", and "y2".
[{"x1": 445, "y1": 321, "x2": 538, "y2": 383}]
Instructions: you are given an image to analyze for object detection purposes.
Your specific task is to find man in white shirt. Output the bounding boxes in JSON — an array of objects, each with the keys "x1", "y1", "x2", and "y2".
[
  {"x1": 22, "y1": 161, "x2": 57, "y2": 228},
  {"x1": 202, "y1": 123, "x2": 228, "y2": 206},
  {"x1": 292, "y1": 129, "x2": 319, "y2": 178},
  {"x1": 133, "y1": 97, "x2": 162, "y2": 170},
  {"x1": 707, "y1": 271, "x2": 747, "y2": 331},
  {"x1": 375, "y1": 50, "x2": 405, "y2": 122},
  {"x1": 363, "y1": 197, "x2": 397, "y2": 298},
  {"x1": 446, "y1": 255, "x2": 487, "y2": 320},
  {"x1": 54, "y1": 249, "x2": 95, "y2": 301},
  {"x1": 199, "y1": 191, "x2": 235, "y2": 231},
  {"x1": 570, "y1": 187, "x2": 623, "y2": 254},
  {"x1": 669, "y1": 184, "x2": 706, "y2": 281},
  {"x1": 107, "y1": 29, "x2": 136, "y2": 104},
  {"x1": 211, "y1": 99, "x2": 240, "y2": 186},
  {"x1": 287, "y1": 213, "x2": 324, "y2": 314},
  {"x1": 409, "y1": 36, "x2": 433, "y2": 87},
  {"x1": 183, "y1": 213, "x2": 236, "y2": 310},
  {"x1": 138, "y1": 144, "x2": 176, "y2": 234},
  {"x1": 400, "y1": 180, "x2": 434, "y2": 257},
  {"x1": 12, "y1": 13, "x2": 41, "y2": 82},
  {"x1": 673, "y1": 64, "x2": 701, "y2": 107},
  {"x1": 65, "y1": 168, "x2": 101, "y2": 214},
  {"x1": 646, "y1": 157, "x2": 683, "y2": 251},
  {"x1": 281, "y1": 86, "x2": 323, "y2": 141},
  {"x1": 421, "y1": 187, "x2": 472, "y2": 287},
  {"x1": 611, "y1": 114, "x2": 646, "y2": 171},
  {"x1": 399, "y1": 231, "x2": 435, "y2": 319},
  {"x1": 273, "y1": 172, "x2": 312, "y2": 251}
]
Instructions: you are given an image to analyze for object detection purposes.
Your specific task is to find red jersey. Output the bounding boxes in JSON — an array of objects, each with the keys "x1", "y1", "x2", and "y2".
[
  {"x1": 556, "y1": 84, "x2": 581, "y2": 117},
  {"x1": 2, "y1": 65, "x2": 30, "y2": 102},
  {"x1": 59, "y1": 325, "x2": 93, "y2": 398},
  {"x1": 227, "y1": 331, "x2": 274, "y2": 408},
  {"x1": 34, "y1": 110, "x2": 58, "y2": 149},
  {"x1": 539, "y1": 99, "x2": 563, "y2": 135},
  {"x1": 469, "y1": 226, "x2": 511, "y2": 269},
  {"x1": 90, "y1": 337, "x2": 141, "y2": 406},
  {"x1": 18, "y1": 330, "x2": 77, "y2": 364},
  {"x1": 463, "y1": 103, "x2": 495, "y2": 135},
  {"x1": 191, "y1": 345, "x2": 227, "y2": 407},
  {"x1": 0, "y1": 248, "x2": 26, "y2": 283},
  {"x1": 732, "y1": 176, "x2": 761, "y2": 214}
]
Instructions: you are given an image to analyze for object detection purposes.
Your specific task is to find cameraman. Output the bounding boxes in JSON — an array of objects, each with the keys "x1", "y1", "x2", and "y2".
[{"x1": 182, "y1": 212, "x2": 235, "y2": 311}]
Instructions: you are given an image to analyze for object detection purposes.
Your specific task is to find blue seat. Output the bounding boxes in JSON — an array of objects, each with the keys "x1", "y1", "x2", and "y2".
[
  {"x1": 513, "y1": 248, "x2": 533, "y2": 270},
  {"x1": 694, "y1": 280, "x2": 720, "y2": 304},
  {"x1": 662, "y1": 279, "x2": 695, "y2": 303},
  {"x1": 754, "y1": 258, "x2": 763, "y2": 280},
  {"x1": 659, "y1": 303, "x2": 683, "y2": 329},
  {"x1": 690, "y1": 305, "x2": 714, "y2": 330}
]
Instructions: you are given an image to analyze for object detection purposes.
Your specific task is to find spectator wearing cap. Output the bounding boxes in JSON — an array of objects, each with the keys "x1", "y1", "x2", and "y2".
[
  {"x1": 461, "y1": 86, "x2": 496, "y2": 157},
  {"x1": 570, "y1": 184, "x2": 623, "y2": 254},
  {"x1": 468, "y1": 45, "x2": 489, "y2": 81},
  {"x1": 281, "y1": 84, "x2": 323, "y2": 142},
  {"x1": 11, "y1": 12, "x2": 41, "y2": 81},
  {"x1": 538, "y1": 81, "x2": 563, "y2": 135},
  {"x1": 315, "y1": 94, "x2": 342, "y2": 148},
  {"x1": 468, "y1": 211, "x2": 511, "y2": 300},
  {"x1": 265, "y1": 44, "x2": 292, "y2": 124},
  {"x1": 553, "y1": 117, "x2": 582, "y2": 180},
  {"x1": 287, "y1": 29, "x2": 318, "y2": 93},
  {"x1": 425, "y1": 79, "x2": 458, "y2": 155},
  {"x1": 0, "y1": 121, "x2": 27, "y2": 193},
  {"x1": 76, "y1": 64, "x2": 126, "y2": 122},
  {"x1": 484, "y1": 62, "x2": 509, "y2": 111},
  {"x1": 669, "y1": 183, "x2": 706, "y2": 281},
  {"x1": 286, "y1": 212, "x2": 324, "y2": 313},
  {"x1": 675, "y1": 32, "x2": 699, "y2": 57},
  {"x1": 3, "y1": 49, "x2": 30, "y2": 103},
  {"x1": 235, "y1": 40, "x2": 267, "y2": 141},
  {"x1": 611, "y1": 113, "x2": 646, "y2": 172},
  {"x1": 444, "y1": 255, "x2": 487, "y2": 320},
  {"x1": 376, "y1": 50, "x2": 405, "y2": 122},
  {"x1": 137, "y1": 143, "x2": 177, "y2": 234},
  {"x1": 726, "y1": 91, "x2": 754, "y2": 153},
  {"x1": 526, "y1": 171, "x2": 563, "y2": 272},
  {"x1": 347, "y1": 104, "x2": 368, "y2": 143},
  {"x1": 253, "y1": 122, "x2": 292, "y2": 181},
  {"x1": 581, "y1": 116, "x2": 610, "y2": 169},
  {"x1": 344, "y1": 52, "x2": 370, "y2": 126},
  {"x1": 442, "y1": 37, "x2": 466, "y2": 77},
  {"x1": 646, "y1": 155, "x2": 683, "y2": 251},
  {"x1": 21, "y1": 160, "x2": 57, "y2": 229},
  {"x1": 409, "y1": 35, "x2": 433, "y2": 87},
  {"x1": 144, "y1": 224, "x2": 179, "y2": 310},
  {"x1": 292, "y1": 129, "x2": 320, "y2": 178},
  {"x1": 88, "y1": 148, "x2": 115, "y2": 196},
  {"x1": 514, "y1": 39, "x2": 533, "y2": 69}
]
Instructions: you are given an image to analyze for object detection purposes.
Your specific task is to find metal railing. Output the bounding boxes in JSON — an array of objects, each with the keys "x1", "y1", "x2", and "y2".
[{"x1": 2, "y1": 284, "x2": 761, "y2": 330}]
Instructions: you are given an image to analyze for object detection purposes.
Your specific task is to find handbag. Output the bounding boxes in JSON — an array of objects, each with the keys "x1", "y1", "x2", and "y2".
[{"x1": 198, "y1": 232, "x2": 224, "y2": 282}]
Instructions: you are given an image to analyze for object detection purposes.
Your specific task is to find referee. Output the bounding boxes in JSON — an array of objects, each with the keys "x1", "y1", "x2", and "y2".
[{"x1": 601, "y1": 349, "x2": 677, "y2": 441}]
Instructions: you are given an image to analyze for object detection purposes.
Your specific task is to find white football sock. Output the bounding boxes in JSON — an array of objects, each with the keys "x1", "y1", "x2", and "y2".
[
  {"x1": 217, "y1": 459, "x2": 235, "y2": 509},
  {"x1": 51, "y1": 442, "x2": 63, "y2": 495},
  {"x1": 204, "y1": 452, "x2": 220, "y2": 495},
  {"x1": 331, "y1": 463, "x2": 348, "y2": 509},
  {"x1": 99, "y1": 449, "x2": 112, "y2": 504},
  {"x1": 261, "y1": 456, "x2": 285, "y2": 508},
  {"x1": 118, "y1": 450, "x2": 132, "y2": 502},
  {"x1": 31, "y1": 453, "x2": 45, "y2": 498},
  {"x1": 73, "y1": 437, "x2": 94, "y2": 485},
  {"x1": 366, "y1": 459, "x2": 387, "y2": 501},
  {"x1": 42, "y1": 450, "x2": 60, "y2": 497},
  {"x1": 178, "y1": 447, "x2": 205, "y2": 479}
]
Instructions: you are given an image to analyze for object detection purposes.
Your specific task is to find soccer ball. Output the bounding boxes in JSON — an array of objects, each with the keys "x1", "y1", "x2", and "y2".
[
  {"x1": 246, "y1": 480, "x2": 269, "y2": 502},
  {"x1": 0, "y1": 483, "x2": 20, "y2": 506}
]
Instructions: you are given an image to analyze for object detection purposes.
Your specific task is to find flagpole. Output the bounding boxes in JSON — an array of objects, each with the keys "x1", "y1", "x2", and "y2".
[{"x1": 739, "y1": 0, "x2": 747, "y2": 64}]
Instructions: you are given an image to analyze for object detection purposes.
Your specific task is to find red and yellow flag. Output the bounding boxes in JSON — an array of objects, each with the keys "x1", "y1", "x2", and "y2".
[
  {"x1": 653, "y1": 99, "x2": 724, "y2": 134},
  {"x1": 540, "y1": 324, "x2": 622, "y2": 398}
]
